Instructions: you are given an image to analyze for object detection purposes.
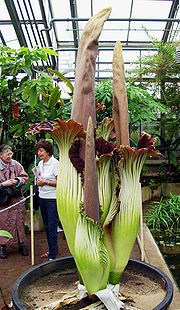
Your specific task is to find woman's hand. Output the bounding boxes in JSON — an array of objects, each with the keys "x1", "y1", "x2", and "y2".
[
  {"x1": 2, "y1": 179, "x2": 18, "y2": 187},
  {"x1": 36, "y1": 179, "x2": 47, "y2": 186}
]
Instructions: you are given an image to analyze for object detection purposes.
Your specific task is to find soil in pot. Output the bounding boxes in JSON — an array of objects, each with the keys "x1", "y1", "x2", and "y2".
[{"x1": 20, "y1": 265, "x2": 167, "y2": 310}]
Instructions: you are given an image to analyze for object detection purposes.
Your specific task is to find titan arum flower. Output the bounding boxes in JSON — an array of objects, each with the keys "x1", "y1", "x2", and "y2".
[
  {"x1": 29, "y1": 118, "x2": 86, "y2": 255},
  {"x1": 27, "y1": 7, "x2": 161, "y2": 310}
]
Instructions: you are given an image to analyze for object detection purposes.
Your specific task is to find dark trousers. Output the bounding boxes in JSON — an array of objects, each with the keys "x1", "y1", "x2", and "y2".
[{"x1": 39, "y1": 198, "x2": 58, "y2": 259}]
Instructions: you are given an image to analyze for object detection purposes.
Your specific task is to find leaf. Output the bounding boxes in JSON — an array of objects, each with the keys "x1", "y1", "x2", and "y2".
[
  {"x1": 13, "y1": 86, "x2": 23, "y2": 96},
  {"x1": 19, "y1": 46, "x2": 30, "y2": 54},
  {"x1": 29, "y1": 86, "x2": 38, "y2": 107},
  {"x1": 34, "y1": 50, "x2": 48, "y2": 61},
  {"x1": 19, "y1": 75, "x2": 29, "y2": 86},
  {"x1": 48, "y1": 87, "x2": 60, "y2": 108},
  {"x1": 0, "y1": 230, "x2": 13, "y2": 238},
  {"x1": 25, "y1": 58, "x2": 32, "y2": 67},
  {"x1": 9, "y1": 123, "x2": 24, "y2": 137},
  {"x1": 21, "y1": 66, "x2": 32, "y2": 76},
  {"x1": 48, "y1": 68, "x2": 74, "y2": 93},
  {"x1": 22, "y1": 84, "x2": 32, "y2": 100},
  {"x1": 9, "y1": 123, "x2": 21, "y2": 133},
  {"x1": 42, "y1": 48, "x2": 58, "y2": 56}
]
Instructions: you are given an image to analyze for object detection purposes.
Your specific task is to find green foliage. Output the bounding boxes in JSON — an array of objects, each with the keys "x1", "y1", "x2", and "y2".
[
  {"x1": 128, "y1": 39, "x2": 179, "y2": 87},
  {"x1": 48, "y1": 68, "x2": 74, "y2": 94},
  {"x1": 95, "y1": 79, "x2": 166, "y2": 132},
  {"x1": 126, "y1": 84, "x2": 167, "y2": 132},
  {"x1": 145, "y1": 194, "x2": 180, "y2": 245},
  {"x1": 0, "y1": 45, "x2": 56, "y2": 77},
  {"x1": 128, "y1": 38, "x2": 180, "y2": 142},
  {"x1": 95, "y1": 79, "x2": 113, "y2": 121},
  {"x1": 0, "y1": 45, "x2": 73, "y2": 166}
]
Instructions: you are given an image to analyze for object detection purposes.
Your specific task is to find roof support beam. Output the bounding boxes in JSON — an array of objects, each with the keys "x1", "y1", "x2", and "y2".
[
  {"x1": 38, "y1": 0, "x2": 57, "y2": 68},
  {"x1": 0, "y1": 19, "x2": 44, "y2": 25},
  {"x1": 38, "y1": 0, "x2": 55, "y2": 48},
  {"x1": 162, "y1": 0, "x2": 179, "y2": 42},
  {"x1": 69, "y1": 0, "x2": 79, "y2": 49},
  {"x1": 4, "y1": 0, "x2": 27, "y2": 47},
  {"x1": 47, "y1": 0, "x2": 58, "y2": 43},
  {"x1": 126, "y1": 0, "x2": 134, "y2": 44},
  {"x1": 0, "y1": 30, "x2": 6, "y2": 45}
]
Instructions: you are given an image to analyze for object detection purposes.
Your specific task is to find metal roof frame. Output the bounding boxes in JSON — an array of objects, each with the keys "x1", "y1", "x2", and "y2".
[{"x1": 0, "y1": 0, "x2": 179, "y2": 76}]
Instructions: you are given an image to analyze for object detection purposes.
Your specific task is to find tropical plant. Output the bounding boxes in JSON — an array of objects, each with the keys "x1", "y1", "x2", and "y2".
[
  {"x1": 95, "y1": 79, "x2": 167, "y2": 133},
  {"x1": 0, "y1": 45, "x2": 73, "y2": 168},
  {"x1": 95, "y1": 79, "x2": 113, "y2": 121},
  {"x1": 145, "y1": 194, "x2": 180, "y2": 246},
  {"x1": 27, "y1": 7, "x2": 161, "y2": 309},
  {"x1": 128, "y1": 34, "x2": 180, "y2": 98},
  {"x1": 127, "y1": 35, "x2": 180, "y2": 147}
]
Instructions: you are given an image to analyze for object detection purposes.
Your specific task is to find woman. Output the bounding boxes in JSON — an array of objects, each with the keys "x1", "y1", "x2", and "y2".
[
  {"x1": 35, "y1": 140, "x2": 59, "y2": 260},
  {"x1": 0, "y1": 145, "x2": 29, "y2": 259}
]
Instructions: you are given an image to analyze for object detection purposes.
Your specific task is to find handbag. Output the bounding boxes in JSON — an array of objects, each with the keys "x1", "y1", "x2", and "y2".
[
  {"x1": 0, "y1": 186, "x2": 22, "y2": 206},
  {"x1": 0, "y1": 186, "x2": 14, "y2": 205}
]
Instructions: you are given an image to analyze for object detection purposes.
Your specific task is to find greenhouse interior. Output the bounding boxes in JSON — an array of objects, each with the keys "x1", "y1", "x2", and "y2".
[{"x1": 0, "y1": 0, "x2": 180, "y2": 310}]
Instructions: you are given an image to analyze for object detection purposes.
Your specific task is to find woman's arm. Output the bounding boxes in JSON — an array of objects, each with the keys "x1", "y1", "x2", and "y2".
[
  {"x1": 36, "y1": 178, "x2": 57, "y2": 187},
  {"x1": 13, "y1": 160, "x2": 29, "y2": 186}
]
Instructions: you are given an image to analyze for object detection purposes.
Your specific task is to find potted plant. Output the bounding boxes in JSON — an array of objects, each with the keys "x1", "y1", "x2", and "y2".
[
  {"x1": 145, "y1": 194, "x2": 180, "y2": 254},
  {"x1": 12, "y1": 7, "x2": 173, "y2": 310}
]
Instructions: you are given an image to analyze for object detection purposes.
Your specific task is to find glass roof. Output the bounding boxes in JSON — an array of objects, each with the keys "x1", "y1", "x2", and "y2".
[{"x1": 0, "y1": 0, "x2": 179, "y2": 80}]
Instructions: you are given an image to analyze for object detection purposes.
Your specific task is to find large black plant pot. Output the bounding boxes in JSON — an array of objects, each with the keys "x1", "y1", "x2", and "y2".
[{"x1": 12, "y1": 256, "x2": 173, "y2": 310}]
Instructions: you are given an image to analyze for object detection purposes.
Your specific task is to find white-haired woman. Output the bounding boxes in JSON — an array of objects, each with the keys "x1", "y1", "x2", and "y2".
[{"x1": 0, "y1": 145, "x2": 29, "y2": 259}]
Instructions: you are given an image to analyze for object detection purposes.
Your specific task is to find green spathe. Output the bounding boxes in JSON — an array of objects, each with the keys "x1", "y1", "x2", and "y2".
[{"x1": 74, "y1": 214, "x2": 110, "y2": 294}]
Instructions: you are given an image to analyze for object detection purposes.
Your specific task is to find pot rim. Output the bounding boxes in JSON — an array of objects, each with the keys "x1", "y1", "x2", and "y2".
[{"x1": 12, "y1": 256, "x2": 173, "y2": 310}]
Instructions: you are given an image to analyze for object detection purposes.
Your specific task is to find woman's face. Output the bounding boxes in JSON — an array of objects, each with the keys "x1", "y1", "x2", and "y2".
[
  {"x1": 37, "y1": 148, "x2": 50, "y2": 162},
  {"x1": 0, "y1": 149, "x2": 14, "y2": 164}
]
